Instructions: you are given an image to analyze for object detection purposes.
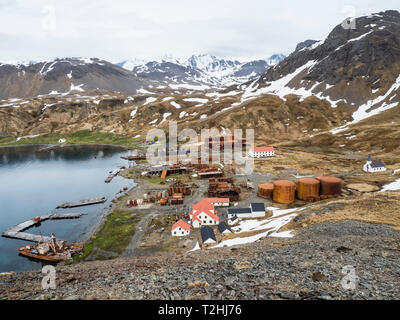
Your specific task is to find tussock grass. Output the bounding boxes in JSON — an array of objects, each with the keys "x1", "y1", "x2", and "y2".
[{"x1": 74, "y1": 210, "x2": 144, "y2": 261}]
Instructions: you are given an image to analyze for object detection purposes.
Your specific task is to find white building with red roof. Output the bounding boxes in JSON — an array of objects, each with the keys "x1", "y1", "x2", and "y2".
[
  {"x1": 190, "y1": 199, "x2": 220, "y2": 229},
  {"x1": 249, "y1": 146, "x2": 275, "y2": 158},
  {"x1": 203, "y1": 198, "x2": 230, "y2": 207},
  {"x1": 171, "y1": 219, "x2": 191, "y2": 237}
]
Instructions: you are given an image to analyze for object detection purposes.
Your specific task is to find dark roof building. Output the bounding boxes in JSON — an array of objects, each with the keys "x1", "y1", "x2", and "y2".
[
  {"x1": 251, "y1": 203, "x2": 265, "y2": 212},
  {"x1": 227, "y1": 208, "x2": 252, "y2": 215},
  {"x1": 218, "y1": 221, "x2": 232, "y2": 234},
  {"x1": 201, "y1": 226, "x2": 217, "y2": 244},
  {"x1": 370, "y1": 160, "x2": 386, "y2": 168}
]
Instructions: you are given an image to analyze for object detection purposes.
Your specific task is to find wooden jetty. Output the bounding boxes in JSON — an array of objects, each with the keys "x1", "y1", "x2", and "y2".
[
  {"x1": 105, "y1": 166, "x2": 125, "y2": 183},
  {"x1": 2, "y1": 213, "x2": 84, "y2": 242},
  {"x1": 56, "y1": 197, "x2": 106, "y2": 209},
  {"x1": 36, "y1": 145, "x2": 63, "y2": 153},
  {"x1": 121, "y1": 154, "x2": 146, "y2": 161}
]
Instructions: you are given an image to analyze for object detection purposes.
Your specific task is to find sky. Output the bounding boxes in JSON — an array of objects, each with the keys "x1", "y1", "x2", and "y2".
[{"x1": 0, "y1": 0, "x2": 399, "y2": 63}]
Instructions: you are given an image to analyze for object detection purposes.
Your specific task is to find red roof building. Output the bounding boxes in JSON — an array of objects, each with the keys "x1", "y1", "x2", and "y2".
[
  {"x1": 190, "y1": 199, "x2": 219, "y2": 228},
  {"x1": 203, "y1": 198, "x2": 230, "y2": 207},
  {"x1": 171, "y1": 219, "x2": 191, "y2": 237},
  {"x1": 249, "y1": 146, "x2": 275, "y2": 158}
]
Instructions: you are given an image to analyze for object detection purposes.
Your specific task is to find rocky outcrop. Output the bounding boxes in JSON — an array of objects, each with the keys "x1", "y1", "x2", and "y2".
[{"x1": 295, "y1": 40, "x2": 320, "y2": 52}]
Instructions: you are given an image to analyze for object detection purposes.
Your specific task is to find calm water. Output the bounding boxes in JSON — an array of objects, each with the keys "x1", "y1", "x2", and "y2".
[{"x1": 0, "y1": 145, "x2": 136, "y2": 273}]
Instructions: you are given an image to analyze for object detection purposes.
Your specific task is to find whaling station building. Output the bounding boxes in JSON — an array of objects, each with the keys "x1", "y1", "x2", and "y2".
[{"x1": 248, "y1": 147, "x2": 275, "y2": 158}]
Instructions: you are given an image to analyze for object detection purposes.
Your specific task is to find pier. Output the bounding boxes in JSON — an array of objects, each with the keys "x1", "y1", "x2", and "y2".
[
  {"x1": 105, "y1": 166, "x2": 125, "y2": 183},
  {"x1": 2, "y1": 213, "x2": 84, "y2": 242},
  {"x1": 56, "y1": 197, "x2": 106, "y2": 208}
]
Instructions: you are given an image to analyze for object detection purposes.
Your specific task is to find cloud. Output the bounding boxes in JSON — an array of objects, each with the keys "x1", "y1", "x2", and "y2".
[{"x1": 0, "y1": 0, "x2": 398, "y2": 62}]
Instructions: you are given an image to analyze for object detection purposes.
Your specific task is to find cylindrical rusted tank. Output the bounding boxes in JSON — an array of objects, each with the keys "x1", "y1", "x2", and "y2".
[
  {"x1": 317, "y1": 176, "x2": 343, "y2": 196},
  {"x1": 273, "y1": 180, "x2": 296, "y2": 204},
  {"x1": 297, "y1": 178, "x2": 320, "y2": 201},
  {"x1": 258, "y1": 183, "x2": 274, "y2": 199}
]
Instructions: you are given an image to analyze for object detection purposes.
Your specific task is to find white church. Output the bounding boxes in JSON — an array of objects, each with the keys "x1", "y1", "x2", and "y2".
[{"x1": 363, "y1": 155, "x2": 387, "y2": 173}]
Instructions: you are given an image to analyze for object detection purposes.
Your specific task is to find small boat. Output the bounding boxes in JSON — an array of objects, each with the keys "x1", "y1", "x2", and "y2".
[
  {"x1": 56, "y1": 197, "x2": 106, "y2": 208},
  {"x1": 18, "y1": 241, "x2": 83, "y2": 262}
]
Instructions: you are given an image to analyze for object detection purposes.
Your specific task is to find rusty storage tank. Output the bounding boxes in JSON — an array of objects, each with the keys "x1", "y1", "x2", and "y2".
[
  {"x1": 317, "y1": 176, "x2": 343, "y2": 197},
  {"x1": 273, "y1": 180, "x2": 296, "y2": 204},
  {"x1": 297, "y1": 178, "x2": 320, "y2": 202},
  {"x1": 258, "y1": 183, "x2": 274, "y2": 199}
]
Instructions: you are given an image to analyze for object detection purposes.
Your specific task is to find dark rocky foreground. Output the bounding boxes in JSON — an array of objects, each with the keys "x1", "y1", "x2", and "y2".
[{"x1": 1, "y1": 221, "x2": 400, "y2": 300}]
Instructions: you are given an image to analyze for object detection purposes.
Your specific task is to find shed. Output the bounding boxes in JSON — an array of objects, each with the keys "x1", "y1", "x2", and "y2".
[
  {"x1": 250, "y1": 203, "x2": 265, "y2": 217},
  {"x1": 218, "y1": 221, "x2": 232, "y2": 234},
  {"x1": 227, "y1": 207, "x2": 252, "y2": 219},
  {"x1": 201, "y1": 226, "x2": 217, "y2": 244}
]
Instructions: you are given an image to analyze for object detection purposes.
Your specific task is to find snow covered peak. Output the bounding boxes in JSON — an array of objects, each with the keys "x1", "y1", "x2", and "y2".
[
  {"x1": 117, "y1": 58, "x2": 147, "y2": 71},
  {"x1": 186, "y1": 54, "x2": 241, "y2": 73},
  {"x1": 266, "y1": 54, "x2": 286, "y2": 66}
]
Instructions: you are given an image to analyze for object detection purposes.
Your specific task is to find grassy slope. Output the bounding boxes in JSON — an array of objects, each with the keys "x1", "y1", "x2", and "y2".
[
  {"x1": 0, "y1": 130, "x2": 143, "y2": 148},
  {"x1": 74, "y1": 210, "x2": 145, "y2": 261}
]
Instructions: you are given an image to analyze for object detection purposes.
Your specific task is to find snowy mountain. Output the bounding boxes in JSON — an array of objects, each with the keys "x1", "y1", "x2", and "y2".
[
  {"x1": 237, "y1": 10, "x2": 400, "y2": 134},
  {"x1": 265, "y1": 54, "x2": 286, "y2": 66},
  {"x1": 0, "y1": 57, "x2": 155, "y2": 99},
  {"x1": 0, "y1": 53, "x2": 287, "y2": 99},
  {"x1": 118, "y1": 53, "x2": 286, "y2": 86}
]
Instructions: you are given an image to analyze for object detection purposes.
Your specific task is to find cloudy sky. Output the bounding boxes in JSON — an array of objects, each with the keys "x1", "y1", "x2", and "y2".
[{"x1": 0, "y1": 0, "x2": 398, "y2": 63}]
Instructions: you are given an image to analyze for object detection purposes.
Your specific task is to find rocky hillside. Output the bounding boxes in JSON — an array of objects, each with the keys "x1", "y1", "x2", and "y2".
[
  {"x1": 0, "y1": 86, "x2": 353, "y2": 142},
  {"x1": 0, "y1": 58, "x2": 155, "y2": 100},
  {"x1": 240, "y1": 10, "x2": 400, "y2": 127},
  {"x1": 1, "y1": 11, "x2": 399, "y2": 158},
  {"x1": 1, "y1": 220, "x2": 400, "y2": 300}
]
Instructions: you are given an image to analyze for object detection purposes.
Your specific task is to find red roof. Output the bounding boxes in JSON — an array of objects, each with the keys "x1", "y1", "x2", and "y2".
[
  {"x1": 192, "y1": 198, "x2": 215, "y2": 211},
  {"x1": 192, "y1": 199, "x2": 219, "y2": 223},
  {"x1": 253, "y1": 147, "x2": 274, "y2": 152},
  {"x1": 204, "y1": 198, "x2": 230, "y2": 203},
  {"x1": 172, "y1": 219, "x2": 191, "y2": 232}
]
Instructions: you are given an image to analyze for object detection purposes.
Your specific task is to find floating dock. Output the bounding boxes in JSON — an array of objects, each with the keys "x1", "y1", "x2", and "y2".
[
  {"x1": 56, "y1": 197, "x2": 106, "y2": 208},
  {"x1": 105, "y1": 166, "x2": 125, "y2": 183},
  {"x1": 2, "y1": 213, "x2": 84, "y2": 242}
]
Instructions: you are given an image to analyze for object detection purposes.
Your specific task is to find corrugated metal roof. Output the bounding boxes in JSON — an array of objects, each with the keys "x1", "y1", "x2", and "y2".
[
  {"x1": 370, "y1": 160, "x2": 386, "y2": 168},
  {"x1": 251, "y1": 203, "x2": 265, "y2": 212},
  {"x1": 253, "y1": 147, "x2": 274, "y2": 152},
  {"x1": 228, "y1": 208, "x2": 252, "y2": 215},
  {"x1": 218, "y1": 221, "x2": 232, "y2": 234},
  {"x1": 201, "y1": 226, "x2": 216, "y2": 242}
]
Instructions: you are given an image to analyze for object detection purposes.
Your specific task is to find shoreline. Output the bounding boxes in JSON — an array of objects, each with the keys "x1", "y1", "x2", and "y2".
[
  {"x1": 0, "y1": 143, "x2": 132, "y2": 150},
  {"x1": 0, "y1": 146, "x2": 140, "y2": 273},
  {"x1": 81, "y1": 175, "x2": 141, "y2": 247}
]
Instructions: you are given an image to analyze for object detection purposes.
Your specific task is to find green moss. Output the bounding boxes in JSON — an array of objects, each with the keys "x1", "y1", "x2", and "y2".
[
  {"x1": 74, "y1": 210, "x2": 144, "y2": 262},
  {"x1": 0, "y1": 130, "x2": 143, "y2": 148},
  {"x1": 142, "y1": 173, "x2": 192, "y2": 185}
]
